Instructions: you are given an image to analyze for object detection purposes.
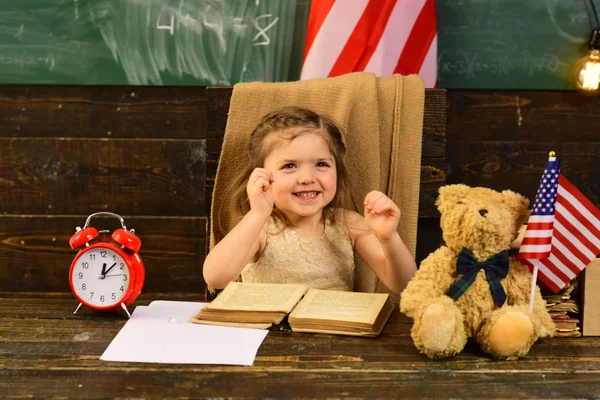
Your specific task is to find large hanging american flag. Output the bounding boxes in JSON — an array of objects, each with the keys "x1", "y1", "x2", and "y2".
[
  {"x1": 300, "y1": 0, "x2": 437, "y2": 87},
  {"x1": 518, "y1": 155, "x2": 600, "y2": 293}
]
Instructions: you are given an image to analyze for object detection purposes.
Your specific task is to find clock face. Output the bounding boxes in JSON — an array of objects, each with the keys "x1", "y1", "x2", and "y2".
[{"x1": 71, "y1": 246, "x2": 131, "y2": 308}]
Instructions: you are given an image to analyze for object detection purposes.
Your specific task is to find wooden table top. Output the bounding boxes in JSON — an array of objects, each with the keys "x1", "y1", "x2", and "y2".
[{"x1": 1, "y1": 292, "x2": 599, "y2": 399}]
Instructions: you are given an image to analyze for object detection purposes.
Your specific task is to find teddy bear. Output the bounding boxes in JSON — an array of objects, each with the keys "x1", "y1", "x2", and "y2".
[{"x1": 400, "y1": 184, "x2": 555, "y2": 359}]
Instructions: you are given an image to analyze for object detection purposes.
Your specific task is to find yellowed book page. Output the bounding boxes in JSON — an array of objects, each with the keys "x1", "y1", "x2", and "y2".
[
  {"x1": 189, "y1": 317, "x2": 272, "y2": 329},
  {"x1": 289, "y1": 289, "x2": 389, "y2": 324},
  {"x1": 290, "y1": 328, "x2": 378, "y2": 337},
  {"x1": 205, "y1": 282, "x2": 308, "y2": 313}
]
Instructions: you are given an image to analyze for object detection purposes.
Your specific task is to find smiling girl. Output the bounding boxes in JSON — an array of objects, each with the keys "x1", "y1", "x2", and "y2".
[{"x1": 203, "y1": 107, "x2": 416, "y2": 293}]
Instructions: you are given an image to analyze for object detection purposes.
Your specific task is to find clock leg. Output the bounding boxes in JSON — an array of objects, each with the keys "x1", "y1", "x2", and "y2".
[
  {"x1": 120, "y1": 303, "x2": 132, "y2": 318},
  {"x1": 73, "y1": 302, "x2": 83, "y2": 315}
]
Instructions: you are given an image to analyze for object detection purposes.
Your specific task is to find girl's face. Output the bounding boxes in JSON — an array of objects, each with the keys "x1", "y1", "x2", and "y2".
[{"x1": 263, "y1": 132, "x2": 337, "y2": 219}]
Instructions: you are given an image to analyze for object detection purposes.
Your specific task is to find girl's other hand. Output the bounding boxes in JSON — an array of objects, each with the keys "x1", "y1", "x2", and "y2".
[
  {"x1": 364, "y1": 190, "x2": 400, "y2": 241},
  {"x1": 247, "y1": 168, "x2": 275, "y2": 218}
]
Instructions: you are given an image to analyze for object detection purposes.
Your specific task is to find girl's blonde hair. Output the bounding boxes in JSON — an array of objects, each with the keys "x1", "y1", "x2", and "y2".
[{"x1": 220, "y1": 106, "x2": 353, "y2": 234}]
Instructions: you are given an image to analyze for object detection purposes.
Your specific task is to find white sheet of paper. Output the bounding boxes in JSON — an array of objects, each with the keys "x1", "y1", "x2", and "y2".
[{"x1": 100, "y1": 300, "x2": 269, "y2": 365}]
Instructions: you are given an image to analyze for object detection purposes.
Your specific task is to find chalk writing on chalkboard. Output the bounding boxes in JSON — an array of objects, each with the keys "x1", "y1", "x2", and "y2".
[
  {"x1": 0, "y1": 0, "x2": 308, "y2": 86},
  {"x1": 437, "y1": 0, "x2": 595, "y2": 89}
]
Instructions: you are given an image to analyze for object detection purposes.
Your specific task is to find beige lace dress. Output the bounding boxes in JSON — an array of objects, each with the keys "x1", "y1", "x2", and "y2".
[{"x1": 241, "y1": 208, "x2": 355, "y2": 291}]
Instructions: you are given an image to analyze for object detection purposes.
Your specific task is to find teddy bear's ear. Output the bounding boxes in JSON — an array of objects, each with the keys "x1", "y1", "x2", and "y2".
[
  {"x1": 501, "y1": 190, "x2": 530, "y2": 226},
  {"x1": 436, "y1": 184, "x2": 471, "y2": 214}
]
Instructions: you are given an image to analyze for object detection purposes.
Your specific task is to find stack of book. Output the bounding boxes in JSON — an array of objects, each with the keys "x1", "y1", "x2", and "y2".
[{"x1": 542, "y1": 280, "x2": 581, "y2": 337}]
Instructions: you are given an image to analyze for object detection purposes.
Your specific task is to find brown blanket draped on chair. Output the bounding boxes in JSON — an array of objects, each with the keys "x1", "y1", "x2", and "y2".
[{"x1": 210, "y1": 72, "x2": 425, "y2": 300}]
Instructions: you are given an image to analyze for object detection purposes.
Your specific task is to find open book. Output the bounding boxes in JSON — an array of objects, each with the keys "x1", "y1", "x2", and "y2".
[{"x1": 190, "y1": 282, "x2": 394, "y2": 337}]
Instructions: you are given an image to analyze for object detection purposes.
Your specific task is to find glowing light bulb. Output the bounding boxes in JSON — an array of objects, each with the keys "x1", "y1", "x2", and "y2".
[
  {"x1": 573, "y1": 28, "x2": 600, "y2": 93},
  {"x1": 574, "y1": 49, "x2": 600, "y2": 91}
]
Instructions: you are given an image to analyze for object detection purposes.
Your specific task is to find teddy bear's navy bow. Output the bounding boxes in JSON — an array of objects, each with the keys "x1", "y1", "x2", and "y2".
[{"x1": 447, "y1": 248, "x2": 509, "y2": 307}]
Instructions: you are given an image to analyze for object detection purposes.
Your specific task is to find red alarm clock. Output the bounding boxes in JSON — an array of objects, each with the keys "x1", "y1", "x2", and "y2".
[{"x1": 69, "y1": 212, "x2": 145, "y2": 317}]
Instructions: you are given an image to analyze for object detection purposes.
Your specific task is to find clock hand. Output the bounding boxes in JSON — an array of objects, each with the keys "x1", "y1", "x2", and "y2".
[
  {"x1": 100, "y1": 263, "x2": 107, "y2": 276},
  {"x1": 104, "y1": 274, "x2": 124, "y2": 277},
  {"x1": 104, "y1": 263, "x2": 118, "y2": 275}
]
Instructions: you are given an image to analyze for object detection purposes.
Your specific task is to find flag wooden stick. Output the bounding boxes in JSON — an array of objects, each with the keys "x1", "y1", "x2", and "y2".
[{"x1": 529, "y1": 260, "x2": 539, "y2": 312}]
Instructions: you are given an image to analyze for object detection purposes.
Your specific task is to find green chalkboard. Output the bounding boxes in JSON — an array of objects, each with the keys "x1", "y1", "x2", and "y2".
[
  {"x1": 437, "y1": 0, "x2": 596, "y2": 89},
  {"x1": 0, "y1": 0, "x2": 310, "y2": 86}
]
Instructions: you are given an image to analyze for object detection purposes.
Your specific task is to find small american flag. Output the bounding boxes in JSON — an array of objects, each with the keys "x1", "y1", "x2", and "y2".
[
  {"x1": 300, "y1": 0, "x2": 437, "y2": 88},
  {"x1": 518, "y1": 155, "x2": 600, "y2": 293}
]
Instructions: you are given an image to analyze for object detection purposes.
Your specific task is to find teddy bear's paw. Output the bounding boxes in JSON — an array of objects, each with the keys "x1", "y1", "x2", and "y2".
[
  {"x1": 419, "y1": 303, "x2": 456, "y2": 352},
  {"x1": 413, "y1": 298, "x2": 467, "y2": 357},
  {"x1": 482, "y1": 310, "x2": 535, "y2": 359}
]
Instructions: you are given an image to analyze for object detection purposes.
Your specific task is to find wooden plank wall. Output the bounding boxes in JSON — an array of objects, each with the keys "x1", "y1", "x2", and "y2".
[
  {"x1": 447, "y1": 90, "x2": 600, "y2": 204},
  {"x1": 0, "y1": 86, "x2": 207, "y2": 293},
  {"x1": 1, "y1": 86, "x2": 599, "y2": 293}
]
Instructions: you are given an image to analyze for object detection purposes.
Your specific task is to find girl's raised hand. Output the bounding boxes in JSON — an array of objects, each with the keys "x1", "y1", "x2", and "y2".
[
  {"x1": 247, "y1": 168, "x2": 275, "y2": 218},
  {"x1": 364, "y1": 190, "x2": 401, "y2": 241}
]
